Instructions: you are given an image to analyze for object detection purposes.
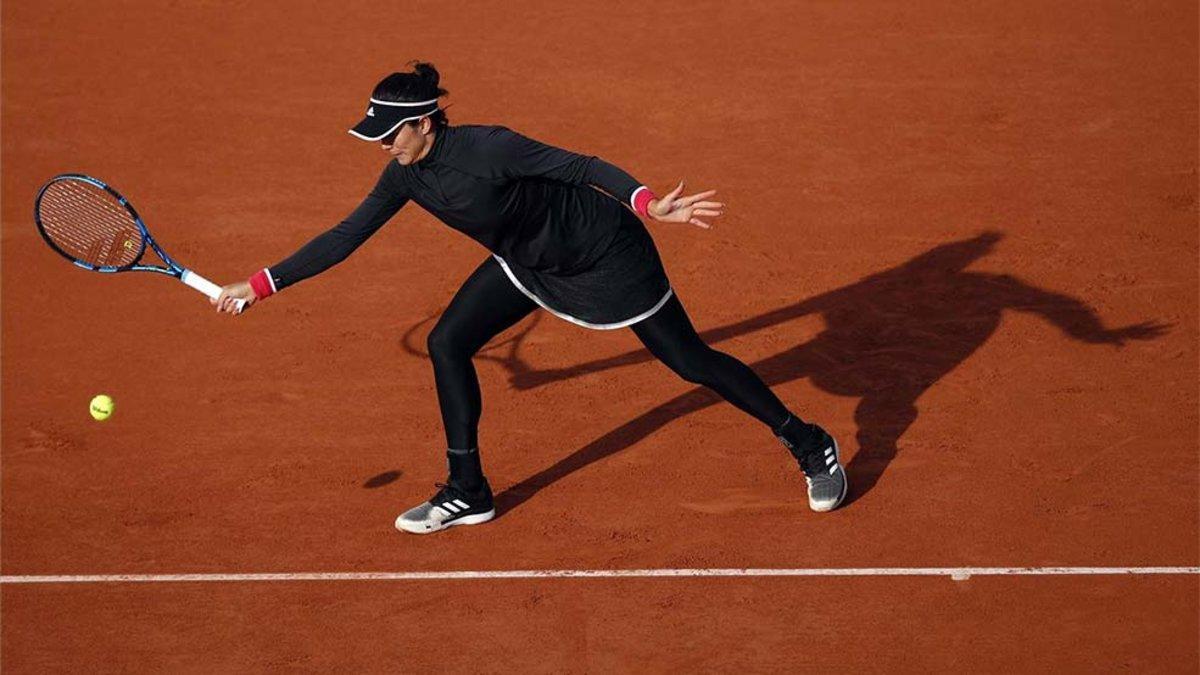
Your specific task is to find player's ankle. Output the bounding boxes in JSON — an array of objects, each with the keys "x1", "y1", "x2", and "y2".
[
  {"x1": 774, "y1": 414, "x2": 821, "y2": 454},
  {"x1": 446, "y1": 447, "x2": 484, "y2": 490}
]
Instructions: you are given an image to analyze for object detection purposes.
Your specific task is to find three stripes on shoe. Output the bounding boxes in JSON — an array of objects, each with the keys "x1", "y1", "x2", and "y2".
[{"x1": 433, "y1": 498, "x2": 473, "y2": 518}]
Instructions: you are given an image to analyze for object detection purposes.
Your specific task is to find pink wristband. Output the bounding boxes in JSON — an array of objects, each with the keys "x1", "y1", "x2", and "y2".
[
  {"x1": 631, "y1": 186, "x2": 656, "y2": 217},
  {"x1": 248, "y1": 268, "x2": 275, "y2": 300}
]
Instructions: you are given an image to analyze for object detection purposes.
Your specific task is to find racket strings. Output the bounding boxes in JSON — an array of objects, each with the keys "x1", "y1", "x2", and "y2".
[
  {"x1": 42, "y1": 183, "x2": 140, "y2": 262},
  {"x1": 41, "y1": 189, "x2": 136, "y2": 263},
  {"x1": 38, "y1": 179, "x2": 144, "y2": 268}
]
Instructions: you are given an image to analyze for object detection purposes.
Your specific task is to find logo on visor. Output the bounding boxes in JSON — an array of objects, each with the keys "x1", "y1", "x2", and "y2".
[{"x1": 366, "y1": 106, "x2": 375, "y2": 117}]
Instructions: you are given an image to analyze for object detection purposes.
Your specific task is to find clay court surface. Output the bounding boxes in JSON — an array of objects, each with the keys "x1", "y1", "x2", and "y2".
[{"x1": 3, "y1": 1, "x2": 1198, "y2": 671}]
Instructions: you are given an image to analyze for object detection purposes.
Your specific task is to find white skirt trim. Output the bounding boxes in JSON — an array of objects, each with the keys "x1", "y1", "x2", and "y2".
[{"x1": 492, "y1": 254, "x2": 673, "y2": 330}]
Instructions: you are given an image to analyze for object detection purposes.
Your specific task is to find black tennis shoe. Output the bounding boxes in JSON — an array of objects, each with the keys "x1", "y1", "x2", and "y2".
[
  {"x1": 394, "y1": 479, "x2": 495, "y2": 534},
  {"x1": 777, "y1": 422, "x2": 848, "y2": 512}
]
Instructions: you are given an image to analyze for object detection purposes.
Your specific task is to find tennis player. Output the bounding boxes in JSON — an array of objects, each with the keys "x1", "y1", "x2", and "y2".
[{"x1": 215, "y1": 62, "x2": 847, "y2": 533}]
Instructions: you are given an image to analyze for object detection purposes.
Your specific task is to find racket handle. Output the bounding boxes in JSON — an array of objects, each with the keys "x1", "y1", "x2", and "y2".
[{"x1": 180, "y1": 270, "x2": 248, "y2": 314}]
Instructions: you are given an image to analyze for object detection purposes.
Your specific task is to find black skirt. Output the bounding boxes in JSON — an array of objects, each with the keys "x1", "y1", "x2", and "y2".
[{"x1": 493, "y1": 210, "x2": 673, "y2": 329}]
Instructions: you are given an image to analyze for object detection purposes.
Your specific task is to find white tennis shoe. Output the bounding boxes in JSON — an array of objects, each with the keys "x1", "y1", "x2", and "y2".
[{"x1": 395, "y1": 480, "x2": 495, "y2": 534}]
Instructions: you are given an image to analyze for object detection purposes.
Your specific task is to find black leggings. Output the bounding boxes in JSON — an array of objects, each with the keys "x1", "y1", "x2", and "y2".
[{"x1": 427, "y1": 256, "x2": 792, "y2": 450}]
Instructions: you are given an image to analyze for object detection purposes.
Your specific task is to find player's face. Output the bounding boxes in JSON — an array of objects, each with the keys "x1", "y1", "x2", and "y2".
[{"x1": 382, "y1": 118, "x2": 433, "y2": 165}]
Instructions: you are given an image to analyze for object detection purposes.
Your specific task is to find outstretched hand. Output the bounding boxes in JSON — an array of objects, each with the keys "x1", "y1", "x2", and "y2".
[{"x1": 648, "y1": 180, "x2": 724, "y2": 229}]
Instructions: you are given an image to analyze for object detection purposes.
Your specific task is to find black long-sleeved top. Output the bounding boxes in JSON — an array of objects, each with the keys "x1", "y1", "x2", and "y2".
[{"x1": 269, "y1": 124, "x2": 649, "y2": 290}]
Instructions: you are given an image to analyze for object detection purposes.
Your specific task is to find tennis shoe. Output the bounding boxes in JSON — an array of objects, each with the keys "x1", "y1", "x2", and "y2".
[
  {"x1": 395, "y1": 479, "x2": 495, "y2": 534},
  {"x1": 778, "y1": 424, "x2": 848, "y2": 512}
]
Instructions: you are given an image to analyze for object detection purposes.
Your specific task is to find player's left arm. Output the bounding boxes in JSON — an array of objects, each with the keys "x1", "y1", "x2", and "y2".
[{"x1": 487, "y1": 126, "x2": 723, "y2": 228}]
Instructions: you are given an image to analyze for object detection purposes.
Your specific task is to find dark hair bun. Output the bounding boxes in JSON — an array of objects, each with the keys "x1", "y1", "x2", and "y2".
[
  {"x1": 408, "y1": 61, "x2": 448, "y2": 98},
  {"x1": 411, "y1": 62, "x2": 439, "y2": 87}
]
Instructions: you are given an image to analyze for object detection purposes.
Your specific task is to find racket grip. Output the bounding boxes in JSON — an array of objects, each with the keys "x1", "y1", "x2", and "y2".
[{"x1": 180, "y1": 270, "x2": 248, "y2": 314}]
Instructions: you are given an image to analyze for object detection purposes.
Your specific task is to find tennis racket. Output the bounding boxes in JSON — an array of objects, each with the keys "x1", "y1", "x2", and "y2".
[{"x1": 34, "y1": 173, "x2": 245, "y2": 312}]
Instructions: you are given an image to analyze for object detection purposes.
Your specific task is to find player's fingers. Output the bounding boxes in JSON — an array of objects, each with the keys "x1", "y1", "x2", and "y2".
[
  {"x1": 692, "y1": 209, "x2": 722, "y2": 217},
  {"x1": 664, "y1": 180, "x2": 685, "y2": 200},
  {"x1": 678, "y1": 190, "x2": 717, "y2": 206},
  {"x1": 691, "y1": 201, "x2": 724, "y2": 210},
  {"x1": 689, "y1": 217, "x2": 712, "y2": 229}
]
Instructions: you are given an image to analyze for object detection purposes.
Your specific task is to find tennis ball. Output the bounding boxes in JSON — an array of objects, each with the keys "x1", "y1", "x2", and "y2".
[{"x1": 89, "y1": 394, "x2": 114, "y2": 421}]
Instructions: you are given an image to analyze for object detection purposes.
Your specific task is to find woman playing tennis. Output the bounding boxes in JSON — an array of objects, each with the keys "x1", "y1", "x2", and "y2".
[{"x1": 215, "y1": 62, "x2": 847, "y2": 534}]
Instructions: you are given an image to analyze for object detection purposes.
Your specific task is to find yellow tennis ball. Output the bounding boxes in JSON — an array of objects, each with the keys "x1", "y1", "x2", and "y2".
[{"x1": 89, "y1": 394, "x2": 114, "y2": 421}]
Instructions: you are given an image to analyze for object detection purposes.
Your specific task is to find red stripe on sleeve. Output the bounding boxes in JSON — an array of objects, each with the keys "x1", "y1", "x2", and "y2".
[
  {"x1": 633, "y1": 186, "x2": 656, "y2": 217},
  {"x1": 248, "y1": 268, "x2": 275, "y2": 300}
]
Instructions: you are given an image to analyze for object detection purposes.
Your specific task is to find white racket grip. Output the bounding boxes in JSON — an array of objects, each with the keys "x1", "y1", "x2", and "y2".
[{"x1": 180, "y1": 269, "x2": 247, "y2": 313}]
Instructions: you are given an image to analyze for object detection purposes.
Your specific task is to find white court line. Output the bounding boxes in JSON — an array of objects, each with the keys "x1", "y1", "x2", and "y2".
[{"x1": 0, "y1": 567, "x2": 1196, "y2": 585}]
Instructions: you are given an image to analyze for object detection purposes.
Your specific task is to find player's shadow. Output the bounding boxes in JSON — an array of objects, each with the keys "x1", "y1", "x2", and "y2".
[{"x1": 476, "y1": 231, "x2": 1166, "y2": 515}]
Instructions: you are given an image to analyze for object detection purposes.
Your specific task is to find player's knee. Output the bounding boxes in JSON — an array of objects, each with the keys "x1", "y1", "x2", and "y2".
[
  {"x1": 427, "y1": 324, "x2": 470, "y2": 361},
  {"x1": 668, "y1": 352, "x2": 713, "y2": 385}
]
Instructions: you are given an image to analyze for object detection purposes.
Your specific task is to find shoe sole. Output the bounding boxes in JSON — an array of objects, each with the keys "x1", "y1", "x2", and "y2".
[
  {"x1": 810, "y1": 435, "x2": 848, "y2": 513},
  {"x1": 395, "y1": 508, "x2": 495, "y2": 535}
]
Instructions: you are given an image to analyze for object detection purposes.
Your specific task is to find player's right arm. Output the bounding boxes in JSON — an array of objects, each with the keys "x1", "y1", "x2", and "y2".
[{"x1": 214, "y1": 163, "x2": 408, "y2": 313}]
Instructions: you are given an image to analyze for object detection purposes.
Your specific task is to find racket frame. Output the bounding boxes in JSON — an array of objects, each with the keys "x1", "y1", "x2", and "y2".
[
  {"x1": 34, "y1": 173, "x2": 245, "y2": 311},
  {"x1": 35, "y1": 173, "x2": 180, "y2": 275}
]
